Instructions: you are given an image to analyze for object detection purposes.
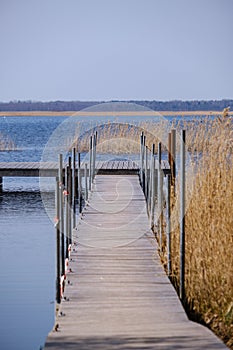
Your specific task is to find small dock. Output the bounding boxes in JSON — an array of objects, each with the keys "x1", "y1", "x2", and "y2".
[
  {"x1": 0, "y1": 160, "x2": 139, "y2": 178},
  {"x1": 44, "y1": 175, "x2": 226, "y2": 349}
]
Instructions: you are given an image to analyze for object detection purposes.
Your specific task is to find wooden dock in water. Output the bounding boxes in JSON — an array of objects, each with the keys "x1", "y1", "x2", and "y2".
[
  {"x1": 0, "y1": 159, "x2": 170, "y2": 177},
  {"x1": 44, "y1": 175, "x2": 226, "y2": 350}
]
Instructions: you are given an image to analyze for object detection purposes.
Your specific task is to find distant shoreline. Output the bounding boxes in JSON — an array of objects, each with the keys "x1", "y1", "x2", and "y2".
[{"x1": 0, "y1": 110, "x2": 231, "y2": 117}]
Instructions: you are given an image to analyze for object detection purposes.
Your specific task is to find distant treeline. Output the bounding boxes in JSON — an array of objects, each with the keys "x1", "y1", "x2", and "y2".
[{"x1": 0, "y1": 99, "x2": 232, "y2": 112}]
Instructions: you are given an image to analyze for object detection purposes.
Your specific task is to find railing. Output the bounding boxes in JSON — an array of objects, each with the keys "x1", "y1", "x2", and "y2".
[
  {"x1": 54, "y1": 128, "x2": 186, "y2": 305},
  {"x1": 54, "y1": 132, "x2": 97, "y2": 304},
  {"x1": 139, "y1": 129, "x2": 186, "y2": 301}
]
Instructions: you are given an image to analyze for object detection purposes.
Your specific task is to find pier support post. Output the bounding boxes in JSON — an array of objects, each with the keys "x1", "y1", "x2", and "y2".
[
  {"x1": 145, "y1": 146, "x2": 148, "y2": 200},
  {"x1": 84, "y1": 163, "x2": 88, "y2": 201},
  {"x1": 59, "y1": 154, "x2": 65, "y2": 276},
  {"x1": 150, "y1": 144, "x2": 155, "y2": 228},
  {"x1": 147, "y1": 145, "x2": 153, "y2": 215},
  {"x1": 89, "y1": 136, "x2": 92, "y2": 191},
  {"x1": 78, "y1": 153, "x2": 82, "y2": 213},
  {"x1": 140, "y1": 132, "x2": 144, "y2": 186},
  {"x1": 157, "y1": 142, "x2": 163, "y2": 250},
  {"x1": 180, "y1": 130, "x2": 186, "y2": 301},
  {"x1": 166, "y1": 174, "x2": 171, "y2": 276},
  {"x1": 142, "y1": 135, "x2": 146, "y2": 194},
  {"x1": 68, "y1": 157, "x2": 72, "y2": 245},
  {"x1": 55, "y1": 179, "x2": 61, "y2": 304},
  {"x1": 0, "y1": 177, "x2": 2, "y2": 193},
  {"x1": 93, "y1": 131, "x2": 97, "y2": 180},
  {"x1": 168, "y1": 132, "x2": 171, "y2": 166},
  {"x1": 72, "y1": 148, "x2": 76, "y2": 228},
  {"x1": 65, "y1": 164, "x2": 71, "y2": 258},
  {"x1": 171, "y1": 129, "x2": 176, "y2": 191}
]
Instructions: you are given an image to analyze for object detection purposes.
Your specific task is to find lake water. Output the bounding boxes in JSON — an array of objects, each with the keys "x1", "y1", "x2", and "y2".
[{"x1": 0, "y1": 116, "x2": 67, "y2": 350}]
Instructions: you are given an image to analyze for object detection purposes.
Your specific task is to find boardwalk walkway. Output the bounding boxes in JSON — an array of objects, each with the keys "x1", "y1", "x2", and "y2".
[
  {"x1": 0, "y1": 159, "x2": 170, "y2": 177},
  {"x1": 44, "y1": 175, "x2": 226, "y2": 349}
]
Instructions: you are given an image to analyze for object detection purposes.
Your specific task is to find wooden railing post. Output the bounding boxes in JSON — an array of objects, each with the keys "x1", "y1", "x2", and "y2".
[
  {"x1": 171, "y1": 129, "x2": 176, "y2": 191},
  {"x1": 72, "y1": 148, "x2": 76, "y2": 228},
  {"x1": 166, "y1": 174, "x2": 171, "y2": 276},
  {"x1": 150, "y1": 144, "x2": 155, "y2": 228},
  {"x1": 93, "y1": 131, "x2": 97, "y2": 180},
  {"x1": 89, "y1": 136, "x2": 92, "y2": 191},
  {"x1": 140, "y1": 132, "x2": 144, "y2": 185},
  {"x1": 55, "y1": 178, "x2": 61, "y2": 304},
  {"x1": 59, "y1": 154, "x2": 65, "y2": 276},
  {"x1": 145, "y1": 146, "x2": 148, "y2": 200},
  {"x1": 84, "y1": 162, "x2": 88, "y2": 201},
  {"x1": 168, "y1": 132, "x2": 171, "y2": 166},
  {"x1": 92, "y1": 134, "x2": 95, "y2": 183},
  {"x1": 157, "y1": 142, "x2": 163, "y2": 250},
  {"x1": 180, "y1": 130, "x2": 186, "y2": 301},
  {"x1": 78, "y1": 152, "x2": 82, "y2": 213},
  {"x1": 142, "y1": 135, "x2": 146, "y2": 194},
  {"x1": 68, "y1": 157, "x2": 72, "y2": 245}
]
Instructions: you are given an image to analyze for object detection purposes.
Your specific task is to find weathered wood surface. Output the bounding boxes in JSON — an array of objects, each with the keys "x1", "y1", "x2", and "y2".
[
  {"x1": 0, "y1": 160, "x2": 170, "y2": 177},
  {"x1": 44, "y1": 175, "x2": 226, "y2": 350}
]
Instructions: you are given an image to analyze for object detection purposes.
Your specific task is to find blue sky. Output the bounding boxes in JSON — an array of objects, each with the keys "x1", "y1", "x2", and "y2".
[{"x1": 0, "y1": 0, "x2": 233, "y2": 101}]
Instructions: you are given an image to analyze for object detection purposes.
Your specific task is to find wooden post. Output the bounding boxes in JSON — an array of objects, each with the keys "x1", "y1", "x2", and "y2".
[
  {"x1": 147, "y1": 145, "x2": 154, "y2": 214},
  {"x1": 72, "y1": 148, "x2": 76, "y2": 229},
  {"x1": 68, "y1": 157, "x2": 72, "y2": 245},
  {"x1": 93, "y1": 131, "x2": 97, "y2": 179},
  {"x1": 168, "y1": 132, "x2": 171, "y2": 166},
  {"x1": 142, "y1": 135, "x2": 146, "y2": 194},
  {"x1": 59, "y1": 154, "x2": 65, "y2": 276},
  {"x1": 55, "y1": 179, "x2": 61, "y2": 304},
  {"x1": 157, "y1": 142, "x2": 163, "y2": 250},
  {"x1": 180, "y1": 130, "x2": 186, "y2": 301},
  {"x1": 92, "y1": 134, "x2": 96, "y2": 183},
  {"x1": 171, "y1": 129, "x2": 176, "y2": 188},
  {"x1": 150, "y1": 144, "x2": 155, "y2": 228},
  {"x1": 145, "y1": 146, "x2": 148, "y2": 200},
  {"x1": 89, "y1": 136, "x2": 92, "y2": 191},
  {"x1": 84, "y1": 162, "x2": 88, "y2": 201},
  {"x1": 65, "y1": 165, "x2": 70, "y2": 258},
  {"x1": 140, "y1": 132, "x2": 144, "y2": 186},
  {"x1": 166, "y1": 174, "x2": 171, "y2": 276},
  {"x1": 78, "y1": 153, "x2": 82, "y2": 213}
]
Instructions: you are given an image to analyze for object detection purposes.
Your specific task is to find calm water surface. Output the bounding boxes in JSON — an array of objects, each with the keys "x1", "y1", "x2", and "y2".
[{"x1": 0, "y1": 116, "x2": 66, "y2": 350}]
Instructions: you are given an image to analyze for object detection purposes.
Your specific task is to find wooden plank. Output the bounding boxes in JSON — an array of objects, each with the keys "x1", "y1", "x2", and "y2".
[
  {"x1": 44, "y1": 175, "x2": 226, "y2": 350},
  {"x1": 0, "y1": 160, "x2": 169, "y2": 178}
]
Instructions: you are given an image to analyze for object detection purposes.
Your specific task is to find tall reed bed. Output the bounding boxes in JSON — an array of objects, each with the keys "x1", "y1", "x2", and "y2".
[
  {"x1": 164, "y1": 116, "x2": 233, "y2": 348},
  {"x1": 72, "y1": 119, "x2": 170, "y2": 154}
]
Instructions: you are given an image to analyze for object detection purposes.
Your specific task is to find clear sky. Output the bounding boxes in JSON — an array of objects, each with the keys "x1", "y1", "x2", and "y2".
[{"x1": 0, "y1": 0, "x2": 233, "y2": 102}]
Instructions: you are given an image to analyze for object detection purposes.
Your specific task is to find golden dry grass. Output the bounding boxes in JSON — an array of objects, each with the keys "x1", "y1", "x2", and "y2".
[
  {"x1": 72, "y1": 120, "x2": 170, "y2": 154},
  {"x1": 160, "y1": 115, "x2": 233, "y2": 348}
]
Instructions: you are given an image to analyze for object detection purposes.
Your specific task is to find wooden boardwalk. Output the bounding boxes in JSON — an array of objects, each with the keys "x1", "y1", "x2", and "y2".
[
  {"x1": 0, "y1": 160, "x2": 139, "y2": 177},
  {"x1": 44, "y1": 175, "x2": 226, "y2": 350},
  {"x1": 0, "y1": 159, "x2": 170, "y2": 177}
]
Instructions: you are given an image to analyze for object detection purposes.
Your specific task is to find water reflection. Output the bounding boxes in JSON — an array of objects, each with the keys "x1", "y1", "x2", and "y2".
[{"x1": 0, "y1": 190, "x2": 56, "y2": 350}]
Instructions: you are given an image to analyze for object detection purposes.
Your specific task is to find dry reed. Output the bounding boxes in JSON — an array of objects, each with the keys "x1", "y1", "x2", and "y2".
[{"x1": 161, "y1": 114, "x2": 233, "y2": 348}]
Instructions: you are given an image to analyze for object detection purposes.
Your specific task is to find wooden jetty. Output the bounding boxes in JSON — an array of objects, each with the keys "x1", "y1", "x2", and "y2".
[
  {"x1": 44, "y1": 174, "x2": 226, "y2": 350},
  {"x1": 0, "y1": 159, "x2": 170, "y2": 192},
  {"x1": 0, "y1": 160, "x2": 170, "y2": 176},
  {"x1": 0, "y1": 160, "x2": 139, "y2": 177}
]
